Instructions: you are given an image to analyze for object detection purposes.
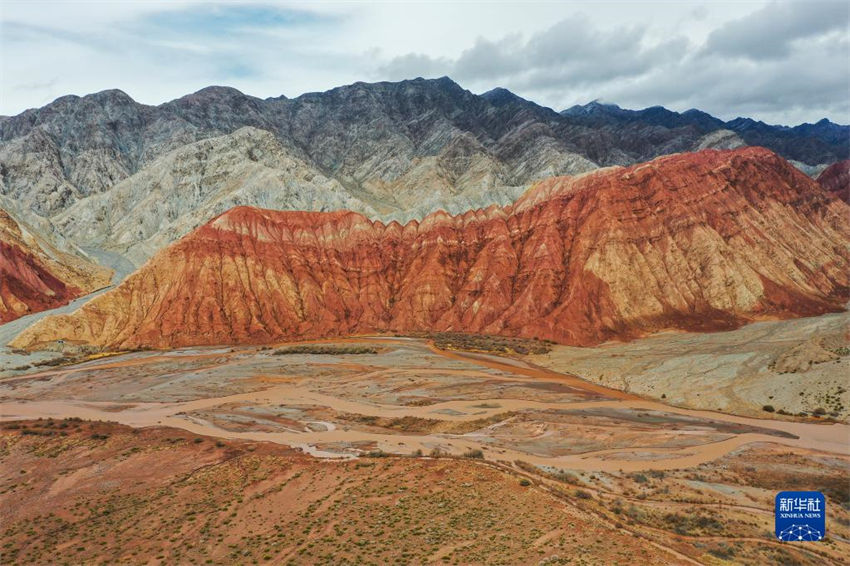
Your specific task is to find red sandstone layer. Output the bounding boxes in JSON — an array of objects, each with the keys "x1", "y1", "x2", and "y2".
[
  {"x1": 11, "y1": 147, "x2": 850, "y2": 349},
  {"x1": 0, "y1": 209, "x2": 112, "y2": 323}
]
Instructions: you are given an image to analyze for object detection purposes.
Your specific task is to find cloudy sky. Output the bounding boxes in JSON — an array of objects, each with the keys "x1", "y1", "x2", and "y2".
[{"x1": 1, "y1": 1, "x2": 848, "y2": 125}]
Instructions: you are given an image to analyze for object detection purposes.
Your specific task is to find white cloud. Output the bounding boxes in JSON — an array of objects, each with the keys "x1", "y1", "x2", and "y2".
[{"x1": 0, "y1": 1, "x2": 847, "y2": 124}]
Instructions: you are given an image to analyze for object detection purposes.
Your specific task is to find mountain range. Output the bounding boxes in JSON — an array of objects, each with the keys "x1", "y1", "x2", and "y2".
[
  {"x1": 1, "y1": 77, "x2": 847, "y2": 273},
  {"x1": 560, "y1": 100, "x2": 848, "y2": 169},
  {"x1": 12, "y1": 147, "x2": 849, "y2": 351}
]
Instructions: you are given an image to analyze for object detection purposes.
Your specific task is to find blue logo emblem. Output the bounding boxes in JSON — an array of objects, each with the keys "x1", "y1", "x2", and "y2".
[{"x1": 775, "y1": 491, "x2": 825, "y2": 541}]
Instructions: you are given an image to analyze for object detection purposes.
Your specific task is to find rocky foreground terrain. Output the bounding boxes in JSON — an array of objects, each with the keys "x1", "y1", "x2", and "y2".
[
  {"x1": 1, "y1": 417, "x2": 846, "y2": 565},
  {"x1": 1, "y1": 334, "x2": 848, "y2": 564},
  {"x1": 11, "y1": 147, "x2": 850, "y2": 351},
  {"x1": 2, "y1": 78, "x2": 847, "y2": 268},
  {"x1": 0, "y1": 208, "x2": 111, "y2": 323}
]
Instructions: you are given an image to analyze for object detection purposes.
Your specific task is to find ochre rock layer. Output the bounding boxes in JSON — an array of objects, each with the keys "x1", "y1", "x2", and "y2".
[
  {"x1": 0, "y1": 209, "x2": 112, "y2": 323},
  {"x1": 817, "y1": 159, "x2": 850, "y2": 203},
  {"x1": 11, "y1": 147, "x2": 850, "y2": 350}
]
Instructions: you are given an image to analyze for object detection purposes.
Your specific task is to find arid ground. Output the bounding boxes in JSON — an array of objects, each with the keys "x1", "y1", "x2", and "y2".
[
  {"x1": 1, "y1": 331, "x2": 849, "y2": 564},
  {"x1": 527, "y1": 311, "x2": 850, "y2": 420}
]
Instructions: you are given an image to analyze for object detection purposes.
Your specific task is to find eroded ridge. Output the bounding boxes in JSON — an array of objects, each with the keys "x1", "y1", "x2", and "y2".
[{"x1": 11, "y1": 148, "x2": 850, "y2": 351}]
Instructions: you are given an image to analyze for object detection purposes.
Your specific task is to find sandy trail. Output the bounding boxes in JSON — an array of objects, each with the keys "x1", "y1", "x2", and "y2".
[{"x1": 1, "y1": 338, "x2": 848, "y2": 472}]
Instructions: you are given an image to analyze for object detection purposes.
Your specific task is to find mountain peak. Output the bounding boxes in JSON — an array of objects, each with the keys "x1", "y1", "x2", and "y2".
[
  {"x1": 561, "y1": 100, "x2": 623, "y2": 116},
  {"x1": 85, "y1": 89, "x2": 135, "y2": 103},
  {"x1": 480, "y1": 87, "x2": 525, "y2": 106},
  {"x1": 179, "y1": 85, "x2": 252, "y2": 102},
  {"x1": 46, "y1": 89, "x2": 137, "y2": 107}
]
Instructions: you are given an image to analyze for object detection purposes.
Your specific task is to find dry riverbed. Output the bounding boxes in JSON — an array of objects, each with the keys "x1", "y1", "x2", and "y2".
[{"x1": 1, "y1": 336, "x2": 848, "y2": 564}]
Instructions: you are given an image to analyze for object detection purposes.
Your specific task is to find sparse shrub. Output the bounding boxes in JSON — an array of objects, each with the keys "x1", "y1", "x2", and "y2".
[
  {"x1": 273, "y1": 345, "x2": 378, "y2": 356},
  {"x1": 574, "y1": 490, "x2": 592, "y2": 499},
  {"x1": 762, "y1": 405, "x2": 775, "y2": 413},
  {"x1": 21, "y1": 429, "x2": 54, "y2": 436},
  {"x1": 519, "y1": 479, "x2": 531, "y2": 486},
  {"x1": 709, "y1": 544, "x2": 736, "y2": 560},
  {"x1": 551, "y1": 470, "x2": 578, "y2": 483},
  {"x1": 462, "y1": 449, "x2": 484, "y2": 459},
  {"x1": 32, "y1": 357, "x2": 72, "y2": 367},
  {"x1": 426, "y1": 332, "x2": 552, "y2": 355},
  {"x1": 663, "y1": 512, "x2": 722, "y2": 535}
]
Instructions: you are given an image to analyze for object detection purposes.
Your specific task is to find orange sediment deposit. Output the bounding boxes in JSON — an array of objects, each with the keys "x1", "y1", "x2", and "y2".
[{"x1": 11, "y1": 147, "x2": 850, "y2": 350}]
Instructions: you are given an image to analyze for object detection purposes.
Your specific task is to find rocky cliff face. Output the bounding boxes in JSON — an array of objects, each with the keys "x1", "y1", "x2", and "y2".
[
  {"x1": 0, "y1": 209, "x2": 112, "y2": 323},
  {"x1": 12, "y1": 148, "x2": 849, "y2": 350},
  {"x1": 0, "y1": 79, "x2": 596, "y2": 225},
  {"x1": 817, "y1": 160, "x2": 850, "y2": 202},
  {"x1": 50, "y1": 127, "x2": 376, "y2": 265},
  {"x1": 2, "y1": 78, "x2": 847, "y2": 268},
  {"x1": 0, "y1": 90, "x2": 205, "y2": 217}
]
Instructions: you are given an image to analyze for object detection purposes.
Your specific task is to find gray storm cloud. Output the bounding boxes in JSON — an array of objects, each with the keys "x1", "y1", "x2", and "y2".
[
  {"x1": 1, "y1": 1, "x2": 848, "y2": 125},
  {"x1": 379, "y1": 2, "x2": 850, "y2": 124}
]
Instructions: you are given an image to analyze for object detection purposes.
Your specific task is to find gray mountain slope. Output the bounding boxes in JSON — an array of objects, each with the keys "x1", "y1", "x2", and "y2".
[
  {"x1": 52, "y1": 127, "x2": 374, "y2": 265},
  {"x1": 2, "y1": 77, "x2": 846, "y2": 270}
]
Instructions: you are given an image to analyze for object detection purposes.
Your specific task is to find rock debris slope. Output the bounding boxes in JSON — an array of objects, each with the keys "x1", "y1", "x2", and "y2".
[
  {"x1": 0, "y1": 209, "x2": 111, "y2": 323},
  {"x1": 11, "y1": 148, "x2": 850, "y2": 350}
]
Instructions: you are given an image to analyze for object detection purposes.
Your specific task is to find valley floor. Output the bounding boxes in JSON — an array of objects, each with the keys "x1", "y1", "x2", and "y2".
[{"x1": 0, "y1": 335, "x2": 848, "y2": 564}]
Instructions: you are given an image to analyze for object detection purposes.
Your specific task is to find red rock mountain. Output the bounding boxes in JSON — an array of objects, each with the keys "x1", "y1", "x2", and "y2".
[
  {"x1": 817, "y1": 159, "x2": 850, "y2": 203},
  {"x1": 11, "y1": 147, "x2": 850, "y2": 350},
  {"x1": 0, "y1": 209, "x2": 112, "y2": 323}
]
